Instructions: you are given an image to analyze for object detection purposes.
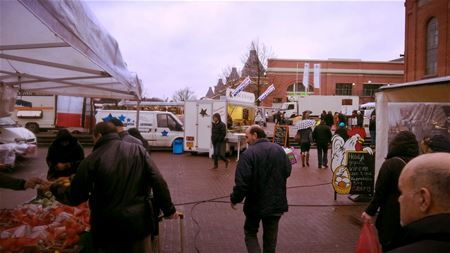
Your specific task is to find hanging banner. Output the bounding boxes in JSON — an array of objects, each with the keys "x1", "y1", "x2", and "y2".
[
  {"x1": 257, "y1": 84, "x2": 275, "y2": 101},
  {"x1": 314, "y1": 63, "x2": 321, "y2": 89},
  {"x1": 231, "y1": 76, "x2": 252, "y2": 97},
  {"x1": 303, "y1": 63, "x2": 310, "y2": 92}
]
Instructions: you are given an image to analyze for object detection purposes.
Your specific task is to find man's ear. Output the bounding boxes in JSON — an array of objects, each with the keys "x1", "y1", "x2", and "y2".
[{"x1": 418, "y1": 187, "x2": 432, "y2": 213}]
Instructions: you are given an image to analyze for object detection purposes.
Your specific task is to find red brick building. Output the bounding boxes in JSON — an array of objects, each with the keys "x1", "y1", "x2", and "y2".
[
  {"x1": 264, "y1": 58, "x2": 404, "y2": 106},
  {"x1": 404, "y1": 0, "x2": 450, "y2": 81}
]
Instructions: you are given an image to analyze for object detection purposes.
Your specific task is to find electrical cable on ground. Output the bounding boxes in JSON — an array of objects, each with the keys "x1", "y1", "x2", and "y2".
[{"x1": 173, "y1": 181, "x2": 367, "y2": 252}]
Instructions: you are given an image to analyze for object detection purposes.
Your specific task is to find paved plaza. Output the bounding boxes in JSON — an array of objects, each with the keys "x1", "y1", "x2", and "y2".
[{"x1": 1, "y1": 146, "x2": 367, "y2": 253}]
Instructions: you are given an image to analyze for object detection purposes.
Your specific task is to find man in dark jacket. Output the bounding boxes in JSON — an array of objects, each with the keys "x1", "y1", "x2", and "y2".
[
  {"x1": 313, "y1": 120, "x2": 332, "y2": 168},
  {"x1": 230, "y1": 125, "x2": 292, "y2": 253},
  {"x1": 211, "y1": 113, "x2": 229, "y2": 169},
  {"x1": 361, "y1": 131, "x2": 419, "y2": 251},
  {"x1": 50, "y1": 122, "x2": 178, "y2": 252},
  {"x1": 324, "y1": 111, "x2": 334, "y2": 127},
  {"x1": 387, "y1": 152, "x2": 450, "y2": 253}
]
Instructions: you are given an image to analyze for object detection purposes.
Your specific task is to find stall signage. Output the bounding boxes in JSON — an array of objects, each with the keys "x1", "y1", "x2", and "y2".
[
  {"x1": 231, "y1": 76, "x2": 251, "y2": 97},
  {"x1": 226, "y1": 88, "x2": 255, "y2": 103},
  {"x1": 257, "y1": 84, "x2": 275, "y2": 101},
  {"x1": 273, "y1": 125, "x2": 289, "y2": 147}
]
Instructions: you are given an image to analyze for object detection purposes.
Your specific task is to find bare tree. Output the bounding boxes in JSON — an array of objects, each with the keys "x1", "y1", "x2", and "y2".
[
  {"x1": 241, "y1": 40, "x2": 275, "y2": 105},
  {"x1": 172, "y1": 87, "x2": 196, "y2": 102}
]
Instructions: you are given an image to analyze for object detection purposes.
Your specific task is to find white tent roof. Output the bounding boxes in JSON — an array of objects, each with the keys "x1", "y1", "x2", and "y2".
[{"x1": 0, "y1": 0, "x2": 142, "y2": 100}]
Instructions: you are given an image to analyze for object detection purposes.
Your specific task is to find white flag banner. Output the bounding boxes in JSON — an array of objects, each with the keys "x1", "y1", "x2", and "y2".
[
  {"x1": 231, "y1": 76, "x2": 252, "y2": 97},
  {"x1": 313, "y1": 63, "x2": 321, "y2": 89},
  {"x1": 257, "y1": 84, "x2": 275, "y2": 101},
  {"x1": 303, "y1": 63, "x2": 309, "y2": 92}
]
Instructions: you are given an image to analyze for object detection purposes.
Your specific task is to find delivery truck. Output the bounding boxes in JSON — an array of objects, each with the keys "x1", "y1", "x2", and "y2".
[{"x1": 280, "y1": 95, "x2": 360, "y2": 118}]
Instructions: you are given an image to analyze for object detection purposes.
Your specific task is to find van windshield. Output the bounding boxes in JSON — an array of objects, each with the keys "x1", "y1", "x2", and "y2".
[{"x1": 0, "y1": 116, "x2": 17, "y2": 126}]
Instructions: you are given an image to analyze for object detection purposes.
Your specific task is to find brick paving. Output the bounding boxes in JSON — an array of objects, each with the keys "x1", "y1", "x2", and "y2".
[{"x1": 1, "y1": 146, "x2": 367, "y2": 253}]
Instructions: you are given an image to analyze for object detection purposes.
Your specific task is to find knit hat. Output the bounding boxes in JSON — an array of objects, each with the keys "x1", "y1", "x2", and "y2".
[{"x1": 428, "y1": 134, "x2": 450, "y2": 152}]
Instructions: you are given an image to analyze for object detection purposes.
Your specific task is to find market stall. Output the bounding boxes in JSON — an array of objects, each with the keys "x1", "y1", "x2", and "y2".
[
  {"x1": 0, "y1": 193, "x2": 90, "y2": 252},
  {"x1": 1, "y1": 0, "x2": 143, "y2": 251},
  {"x1": 375, "y1": 76, "x2": 450, "y2": 175}
]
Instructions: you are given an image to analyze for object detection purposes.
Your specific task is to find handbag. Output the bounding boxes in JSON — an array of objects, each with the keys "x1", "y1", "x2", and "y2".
[{"x1": 355, "y1": 222, "x2": 382, "y2": 253}]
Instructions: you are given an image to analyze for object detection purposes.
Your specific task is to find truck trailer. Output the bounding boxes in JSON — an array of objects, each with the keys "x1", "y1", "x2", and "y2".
[{"x1": 280, "y1": 95, "x2": 360, "y2": 118}]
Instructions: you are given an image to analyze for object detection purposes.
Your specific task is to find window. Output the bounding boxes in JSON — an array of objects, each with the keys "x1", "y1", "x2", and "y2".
[
  {"x1": 363, "y1": 84, "x2": 383, "y2": 97},
  {"x1": 426, "y1": 17, "x2": 438, "y2": 76},
  {"x1": 287, "y1": 83, "x2": 305, "y2": 92},
  {"x1": 335, "y1": 83, "x2": 352, "y2": 95},
  {"x1": 157, "y1": 114, "x2": 180, "y2": 131}
]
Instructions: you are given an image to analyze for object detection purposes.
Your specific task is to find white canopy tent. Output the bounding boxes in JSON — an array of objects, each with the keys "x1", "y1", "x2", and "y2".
[{"x1": 0, "y1": 0, "x2": 142, "y2": 103}]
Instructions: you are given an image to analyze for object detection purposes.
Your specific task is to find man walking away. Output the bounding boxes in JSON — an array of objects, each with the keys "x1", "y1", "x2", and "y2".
[
  {"x1": 313, "y1": 120, "x2": 332, "y2": 168},
  {"x1": 211, "y1": 113, "x2": 229, "y2": 169},
  {"x1": 230, "y1": 125, "x2": 292, "y2": 253},
  {"x1": 50, "y1": 122, "x2": 178, "y2": 252}
]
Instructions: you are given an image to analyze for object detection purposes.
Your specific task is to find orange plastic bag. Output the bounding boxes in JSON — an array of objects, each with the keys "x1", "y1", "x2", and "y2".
[{"x1": 355, "y1": 222, "x2": 382, "y2": 253}]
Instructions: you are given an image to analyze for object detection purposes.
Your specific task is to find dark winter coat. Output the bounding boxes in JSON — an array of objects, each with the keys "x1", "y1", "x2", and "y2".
[
  {"x1": 211, "y1": 114, "x2": 227, "y2": 144},
  {"x1": 313, "y1": 123, "x2": 332, "y2": 145},
  {"x1": 0, "y1": 173, "x2": 26, "y2": 190},
  {"x1": 46, "y1": 130, "x2": 85, "y2": 180},
  {"x1": 387, "y1": 214, "x2": 450, "y2": 253},
  {"x1": 230, "y1": 139, "x2": 292, "y2": 217},
  {"x1": 324, "y1": 113, "x2": 334, "y2": 127},
  {"x1": 365, "y1": 131, "x2": 419, "y2": 250},
  {"x1": 51, "y1": 133, "x2": 176, "y2": 247},
  {"x1": 299, "y1": 127, "x2": 313, "y2": 144},
  {"x1": 369, "y1": 117, "x2": 376, "y2": 131}
]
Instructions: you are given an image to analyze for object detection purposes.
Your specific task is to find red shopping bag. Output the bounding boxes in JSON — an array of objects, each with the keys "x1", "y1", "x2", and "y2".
[{"x1": 355, "y1": 222, "x2": 382, "y2": 253}]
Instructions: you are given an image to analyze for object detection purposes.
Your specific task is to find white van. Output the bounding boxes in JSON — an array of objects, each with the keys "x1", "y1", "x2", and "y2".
[
  {"x1": 95, "y1": 110, "x2": 184, "y2": 148},
  {"x1": 0, "y1": 115, "x2": 37, "y2": 145},
  {"x1": 0, "y1": 115, "x2": 37, "y2": 164}
]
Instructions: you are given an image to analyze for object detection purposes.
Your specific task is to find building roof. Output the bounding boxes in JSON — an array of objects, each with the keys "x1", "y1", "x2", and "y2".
[
  {"x1": 379, "y1": 75, "x2": 450, "y2": 91},
  {"x1": 241, "y1": 50, "x2": 265, "y2": 77},
  {"x1": 205, "y1": 87, "x2": 214, "y2": 98},
  {"x1": 226, "y1": 67, "x2": 240, "y2": 83}
]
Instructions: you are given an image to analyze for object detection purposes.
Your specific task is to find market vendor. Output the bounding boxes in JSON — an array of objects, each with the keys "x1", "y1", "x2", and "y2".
[
  {"x1": 0, "y1": 172, "x2": 48, "y2": 190},
  {"x1": 50, "y1": 122, "x2": 178, "y2": 252},
  {"x1": 46, "y1": 129, "x2": 85, "y2": 180}
]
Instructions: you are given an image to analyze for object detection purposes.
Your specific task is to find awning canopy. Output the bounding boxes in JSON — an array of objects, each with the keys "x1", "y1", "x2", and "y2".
[{"x1": 0, "y1": 0, "x2": 142, "y2": 100}]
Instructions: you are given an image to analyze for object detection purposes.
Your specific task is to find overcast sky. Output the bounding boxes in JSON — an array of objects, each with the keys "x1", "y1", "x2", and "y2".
[{"x1": 85, "y1": 0, "x2": 405, "y2": 100}]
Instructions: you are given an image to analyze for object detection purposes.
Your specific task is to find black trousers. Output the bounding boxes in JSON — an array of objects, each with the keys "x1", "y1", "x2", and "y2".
[{"x1": 244, "y1": 215, "x2": 281, "y2": 253}]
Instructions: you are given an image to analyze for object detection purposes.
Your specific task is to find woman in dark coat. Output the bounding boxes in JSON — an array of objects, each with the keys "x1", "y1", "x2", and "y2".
[
  {"x1": 46, "y1": 129, "x2": 85, "y2": 180},
  {"x1": 361, "y1": 131, "x2": 419, "y2": 251}
]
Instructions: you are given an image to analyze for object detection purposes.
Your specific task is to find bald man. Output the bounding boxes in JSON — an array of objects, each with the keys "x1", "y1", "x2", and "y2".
[{"x1": 387, "y1": 152, "x2": 450, "y2": 252}]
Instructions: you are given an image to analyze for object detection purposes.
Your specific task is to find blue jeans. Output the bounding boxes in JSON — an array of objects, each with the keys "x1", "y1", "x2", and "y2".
[
  {"x1": 244, "y1": 215, "x2": 281, "y2": 253},
  {"x1": 213, "y1": 142, "x2": 226, "y2": 165}
]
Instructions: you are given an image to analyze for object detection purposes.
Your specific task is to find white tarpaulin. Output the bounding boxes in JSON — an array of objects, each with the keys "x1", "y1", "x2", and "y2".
[
  {"x1": 0, "y1": 0, "x2": 142, "y2": 100},
  {"x1": 375, "y1": 76, "x2": 450, "y2": 177}
]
